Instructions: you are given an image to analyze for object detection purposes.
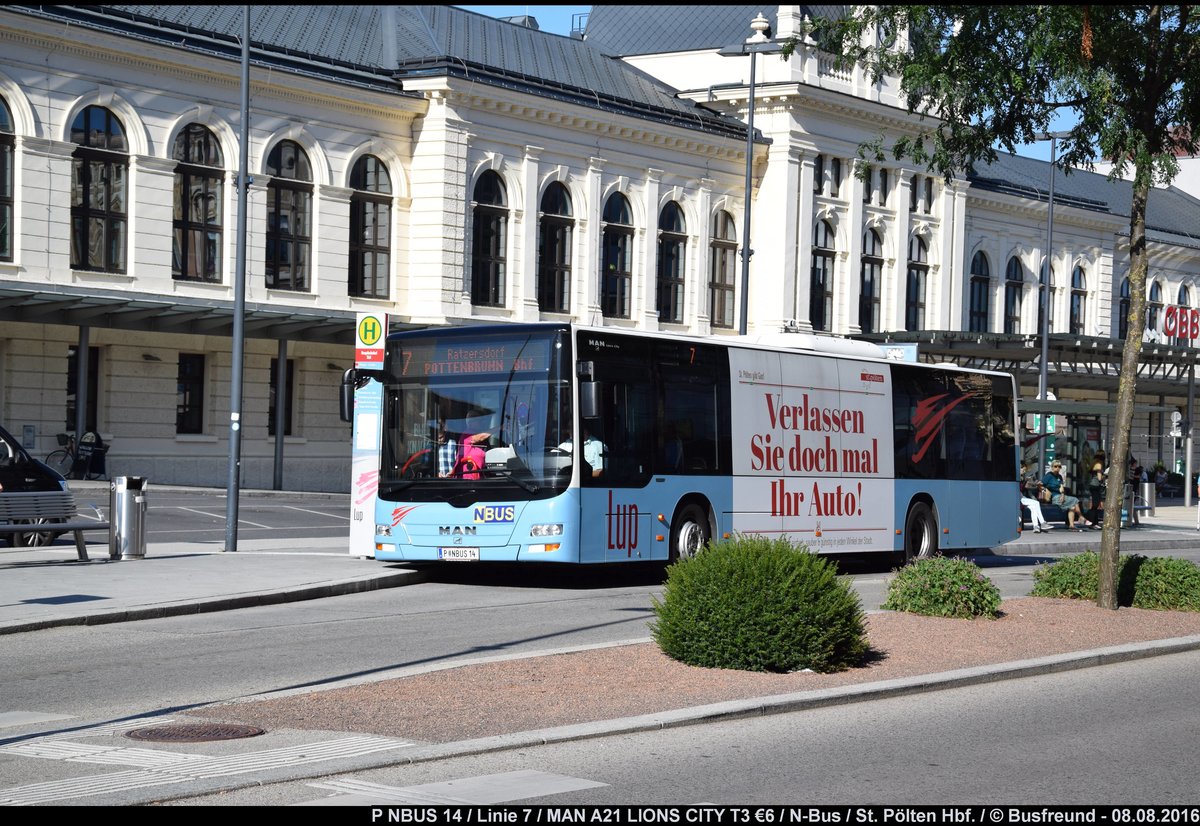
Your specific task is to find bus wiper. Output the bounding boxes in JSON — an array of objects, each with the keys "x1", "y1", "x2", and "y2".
[
  {"x1": 500, "y1": 471, "x2": 539, "y2": 493},
  {"x1": 378, "y1": 479, "x2": 415, "y2": 495}
]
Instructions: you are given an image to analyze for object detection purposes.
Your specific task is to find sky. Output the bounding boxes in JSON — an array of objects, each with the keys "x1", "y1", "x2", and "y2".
[{"x1": 457, "y1": 5, "x2": 1069, "y2": 163}]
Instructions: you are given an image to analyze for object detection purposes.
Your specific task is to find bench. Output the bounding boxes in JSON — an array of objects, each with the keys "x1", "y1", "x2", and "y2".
[{"x1": 0, "y1": 490, "x2": 110, "y2": 561}]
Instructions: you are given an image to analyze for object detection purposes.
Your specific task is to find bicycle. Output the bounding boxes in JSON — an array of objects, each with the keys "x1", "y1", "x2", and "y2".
[{"x1": 44, "y1": 432, "x2": 109, "y2": 481}]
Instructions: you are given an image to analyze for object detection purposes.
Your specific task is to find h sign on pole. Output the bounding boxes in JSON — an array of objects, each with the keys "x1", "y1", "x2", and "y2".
[{"x1": 350, "y1": 312, "x2": 387, "y2": 557}]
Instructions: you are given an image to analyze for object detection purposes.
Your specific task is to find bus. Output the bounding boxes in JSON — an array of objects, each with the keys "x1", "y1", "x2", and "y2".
[{"x1": 340, "y1": 323, "x2": 1019, "y2": 564}]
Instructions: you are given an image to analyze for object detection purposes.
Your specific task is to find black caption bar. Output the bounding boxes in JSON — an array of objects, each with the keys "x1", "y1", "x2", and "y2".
[{"x1": 360, "y1": 809, "x2": 1200, "y2": 825}]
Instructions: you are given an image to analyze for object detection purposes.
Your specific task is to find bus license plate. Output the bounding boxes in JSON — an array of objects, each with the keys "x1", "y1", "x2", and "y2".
[{"x1": 438, "y1": 546, "x2": 480, "y2": 561}]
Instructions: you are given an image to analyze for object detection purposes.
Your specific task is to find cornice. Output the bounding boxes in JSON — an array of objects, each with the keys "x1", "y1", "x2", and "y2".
[{"x1": 429, "y1": 84, "x2": 745, "y2": 166}]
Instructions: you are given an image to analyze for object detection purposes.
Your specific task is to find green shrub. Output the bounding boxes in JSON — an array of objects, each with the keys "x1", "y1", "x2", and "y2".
[
  {"x1": 881, "y1": 556, "x2": 1002, "y2": 619},
  {"x1": 1032, "y1": 552, "x2": 1200, "y2": 611},
  {"x1": 650, "y1": 535, "x2": 868, "y2": 673}
]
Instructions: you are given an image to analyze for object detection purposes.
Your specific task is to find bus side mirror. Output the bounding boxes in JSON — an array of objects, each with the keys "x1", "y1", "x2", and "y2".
[
  {"x1": 340, "y1": 368, "x2": 385, "y2": 422},
  {"x1": 580, "y1": 381, "x2": 602, "y2": 420}
]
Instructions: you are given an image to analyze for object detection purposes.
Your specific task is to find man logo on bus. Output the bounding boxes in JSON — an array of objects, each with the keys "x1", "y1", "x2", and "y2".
[
  {"x1": 358, "y1": 316, "x2": 383, "y2": 346},
  {"x1": 911, "y1": 392, "x2": 976, "y2": 463}
]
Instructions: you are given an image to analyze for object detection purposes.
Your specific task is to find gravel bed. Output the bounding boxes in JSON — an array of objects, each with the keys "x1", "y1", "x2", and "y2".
[{"x1": 190, "y1": 598, "x2": 1200, "y2": 744}]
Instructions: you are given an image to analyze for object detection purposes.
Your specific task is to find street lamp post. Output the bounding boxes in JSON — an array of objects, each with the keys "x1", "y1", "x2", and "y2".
[
  {"x1": 1035, "y1": 131, "x2": 1070, "y2": 477},
  {"x1": 720, "y1": 13, "x2": 782, "y2": 336}
]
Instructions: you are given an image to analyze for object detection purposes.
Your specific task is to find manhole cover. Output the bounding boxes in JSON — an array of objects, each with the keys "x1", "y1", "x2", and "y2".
[{"x1": 125, "y1": 723, "x2": 265, "y2": 742}]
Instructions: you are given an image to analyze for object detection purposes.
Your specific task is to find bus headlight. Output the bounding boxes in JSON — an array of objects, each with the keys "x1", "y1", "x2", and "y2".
[
  {"x1": 530, "y1": 523, "x2": 563, "y2": 537},
  {"x1": 375, "y1": 524, "x2": 392, "y2": 536}
]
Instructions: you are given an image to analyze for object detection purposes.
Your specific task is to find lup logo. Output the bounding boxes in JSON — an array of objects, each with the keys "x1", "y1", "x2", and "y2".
[{"x1": 607, "y1": 491, "x2": 639, "y2": 553}]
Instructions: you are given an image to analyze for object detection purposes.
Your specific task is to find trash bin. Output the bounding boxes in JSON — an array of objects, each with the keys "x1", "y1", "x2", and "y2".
[
  {"x1": 109, "y1": 476, "x2": 148, "y2": 560},
  {"x1": 1140, "y1": 481, "x2": 1157, "y2": 517}
]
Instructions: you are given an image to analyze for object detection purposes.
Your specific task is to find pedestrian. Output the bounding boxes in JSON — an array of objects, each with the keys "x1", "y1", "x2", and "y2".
[
  {"x1": 1019, "y1": 460, "x2": 1053, "y2": 533},
  {"x1": 1042, "y1": 460, "x2": 1092, "y2": 531},
  {"x1": 1085, "y1": 462, "x2": 1106, "y2": 528}
]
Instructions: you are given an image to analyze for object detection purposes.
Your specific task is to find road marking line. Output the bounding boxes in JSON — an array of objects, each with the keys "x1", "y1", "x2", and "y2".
[
  {"x1": 302, "y1": 770, "x2": 608, "y2": 806},
  {"x1": 0, "y1": 712, "x2": 74, "y2": 730},
  {"x1": 0, "y1": 734, "x2": 412, "y2": 805},
  {"x1": 281, "y1": 505, "x2": 352, "y2": 520}
]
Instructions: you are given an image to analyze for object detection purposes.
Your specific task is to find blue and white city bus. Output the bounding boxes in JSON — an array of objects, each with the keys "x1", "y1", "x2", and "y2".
[{"x1": 340, "y1": 323, "x2": 1019, "y2": 564}]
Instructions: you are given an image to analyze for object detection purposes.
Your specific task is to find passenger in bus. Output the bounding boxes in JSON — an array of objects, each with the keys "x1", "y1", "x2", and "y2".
[
  {"x1": 456, "y1": 431, "x2": 490, "y2": 480},
  {"x1": 1042, "y1": 460, "x2": 1093, "y2": 531},
  {"x1": 559, "y1": 425, "x2": 605, "y2": 477},
  {"x1": 436, "y1": 421, "x2": 459, "y2": 477}
]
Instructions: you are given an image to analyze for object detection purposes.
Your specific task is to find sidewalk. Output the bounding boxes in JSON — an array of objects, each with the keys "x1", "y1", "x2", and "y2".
[
  {"x1": 3, "y1": 487, "x2": 1200, "y2": 806},
  {"x1": 2, "y1": 487, "x2": 1198, "y2": 635}
]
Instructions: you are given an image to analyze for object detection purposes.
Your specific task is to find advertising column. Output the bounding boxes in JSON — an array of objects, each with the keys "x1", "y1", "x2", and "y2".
[{"x1": 349, "y1": 312, "x2": 386, "y2": 558}]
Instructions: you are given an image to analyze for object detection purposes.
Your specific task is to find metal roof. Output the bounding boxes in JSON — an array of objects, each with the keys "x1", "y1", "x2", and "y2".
[
  {"x1": 6, "y1": 5, "x2": 747, "y2": 139},
  {"x1": 0, "y1": 281, "x2": 363, "y2": 345},
  {"x1": 582, "y1": 5, "x2": 847, "y2": 57},
  {"x1": 859, "y1": 329, "x2": 1200, "y2": 401},
  {"x1": 969, "y1": 152, "x2": 1200, "y2": 247}
]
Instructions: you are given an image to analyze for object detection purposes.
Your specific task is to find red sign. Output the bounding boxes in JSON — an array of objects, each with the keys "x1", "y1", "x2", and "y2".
[{"x1": 1162, "y1": 305, "x2": 1200, "y2": 342}]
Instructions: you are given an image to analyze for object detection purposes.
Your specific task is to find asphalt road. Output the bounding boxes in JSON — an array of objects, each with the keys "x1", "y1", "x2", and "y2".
[{"x1": 163, "y1": 648, "x2": 1200, "y2": 806}]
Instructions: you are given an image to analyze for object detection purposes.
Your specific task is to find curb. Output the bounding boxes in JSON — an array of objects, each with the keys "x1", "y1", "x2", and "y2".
[{"x1": 0, "y1": 570, "x2": 424, "y2": 636}]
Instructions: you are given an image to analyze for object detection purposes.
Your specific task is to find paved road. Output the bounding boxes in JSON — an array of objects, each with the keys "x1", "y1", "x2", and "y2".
[{"x1": 159, "y1": 648, "x2": 1200, "y2": 806}]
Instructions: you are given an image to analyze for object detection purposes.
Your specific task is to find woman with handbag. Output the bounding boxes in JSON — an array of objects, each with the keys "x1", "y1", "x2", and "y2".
[
  {"x1": 1042, "y1": 460, "x2": 1093, "y2": 531},
  {"x1": 1019, "y1": 460, "x2": 1053, "y2": 532}
]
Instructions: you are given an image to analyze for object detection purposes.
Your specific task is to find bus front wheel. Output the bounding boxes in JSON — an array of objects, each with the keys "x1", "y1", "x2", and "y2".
[
  {"x1": 669, "y1": 504, "x2": 711, "y2": 563},
  {"x1": 903, "y1": 501, "x2": 938, "y2": 563}
]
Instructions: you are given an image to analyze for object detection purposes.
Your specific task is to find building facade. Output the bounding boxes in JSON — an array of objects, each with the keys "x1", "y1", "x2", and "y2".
[{"x1": 2, "y1": 5, "x2": 1198, "y2": 493}]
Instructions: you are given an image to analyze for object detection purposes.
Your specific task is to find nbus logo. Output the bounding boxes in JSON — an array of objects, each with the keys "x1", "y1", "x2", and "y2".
[{"x1": 473, "y1": 505, "x2": 515, "y2": 523}]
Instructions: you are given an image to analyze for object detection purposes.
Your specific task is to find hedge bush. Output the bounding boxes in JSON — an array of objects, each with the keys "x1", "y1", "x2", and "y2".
[
  {"x1": 651, "y1": 535, "x2": 868, "y2": 673},
  {"x1": 881, "y1": 556, "x2": 1002, "y2": 619},
  {"x1": 1032, "y1": 551, "x2": 1200, "y2": 611}
]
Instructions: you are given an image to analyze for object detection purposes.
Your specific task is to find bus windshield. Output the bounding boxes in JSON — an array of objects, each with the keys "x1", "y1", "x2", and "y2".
[{"x1": 378, "y1": 328, "x2": 571, "y2": 502}]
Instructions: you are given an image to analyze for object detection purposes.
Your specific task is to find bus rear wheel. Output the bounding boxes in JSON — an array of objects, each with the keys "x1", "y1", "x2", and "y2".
[
  {"x1": 669, "y1": 504, "x2": 711, "y2": 563},
  {"x1": 903, "y1": 502, "x2": 938, "y2": 563}
]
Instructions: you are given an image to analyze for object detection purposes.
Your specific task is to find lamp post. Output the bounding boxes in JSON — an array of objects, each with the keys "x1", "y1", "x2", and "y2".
[
  {"x1": 719, "y1": 13, "x2": 782, "y2": 335},
  {"x1": 1035, "y1": 130, "x2": 1070, "y2": 477}
]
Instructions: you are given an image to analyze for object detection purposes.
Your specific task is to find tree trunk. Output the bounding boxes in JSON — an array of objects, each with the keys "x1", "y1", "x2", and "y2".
[{"x1": 1097, "y1": 171, "x2": 1151, "y2": 610}]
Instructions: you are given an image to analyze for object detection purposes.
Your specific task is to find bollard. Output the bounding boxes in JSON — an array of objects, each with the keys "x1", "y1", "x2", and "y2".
[{"x1": 109, "y1": 476, "x2": 148, "y2": 560}]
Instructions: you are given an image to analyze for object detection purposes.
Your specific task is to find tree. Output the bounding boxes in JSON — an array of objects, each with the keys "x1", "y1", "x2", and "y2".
[{"x1": 788, "y1": 5, "x2": 1200, "y2": 609}]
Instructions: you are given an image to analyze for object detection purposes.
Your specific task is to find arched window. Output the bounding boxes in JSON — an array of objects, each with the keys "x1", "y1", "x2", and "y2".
[
  {"x1": 1148, "y1": 280, "x2": 1163, "y2": 333},
  {"x1": 656, "y1": 202, "x2": 686, "y2": 323},
  {"x1": 265, "y1": 140, "x2": 313, "y2": 291},
  {"x1": 1118, "y1": 277, "x2": 1131, "y2": 339},
  {"x1": 709, "y1": 210, "x2": 737, "y2": 329},
  {"x1": 1176, "y1": 284, "x2": 1192, "y2": 347},
  {"x1": 968, "y1": 251, "x2": 990, "y2": 333},
  {"x1": 1004, "y1": 257, "x2": 1024, "y2": 335},
  {"x1": 537, "y1": 182, "x2": 573, "y2": 313},
  {"x1": 601, "y1": 192, "x2": 633, "y2": 318},
  {"x1": 859, "y1": 229, "x2": 883, "y2": 334},
  {"x1": 172, "y1": 124, "x2": 223, "y2": 283},
  {"x1": 0, "y1": 96, "x2": 12, "y2": 262},
  {"x1": 1038, "y1": 260, "x2": 1056, "y2": 334},
  {"x1": 905, "y1": 235, "x2": 929, "y2": 331},
  {"x1": 349, "y1": 155, "x2": 392, "y2": 299},
  {"x1": 470, "y1": 170, "x2": 507, "y2": 307},
  {"x1": 810, "y1": 220, "x2": 835, "y2": 331},
  {"x1": 70, "y1": 105, "x2": 128, "y2": 272},
  {"x1": 1070, "y1": 264, "x2": 1087, "y2": 335}
]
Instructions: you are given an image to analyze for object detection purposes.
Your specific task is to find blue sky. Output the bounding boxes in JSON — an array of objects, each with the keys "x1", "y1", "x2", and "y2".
[
  {"x1": 457, "y1": 5, "x2": 1066, "y2": 163},
  {"x1": 456, "y1": 5, "x2": 591, "y2": 37}
]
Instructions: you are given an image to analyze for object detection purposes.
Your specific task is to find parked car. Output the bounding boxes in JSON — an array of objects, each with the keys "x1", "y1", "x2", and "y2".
[{"x1": 0, "y1": 424, "x2": 69, "y2": 546}]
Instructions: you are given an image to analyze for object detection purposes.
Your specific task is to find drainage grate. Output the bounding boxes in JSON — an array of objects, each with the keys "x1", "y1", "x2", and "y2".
[{"x1": 125, "y1": 723, "x2": 265, "y2": 743}]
